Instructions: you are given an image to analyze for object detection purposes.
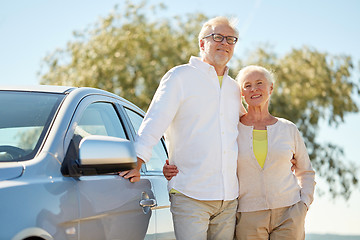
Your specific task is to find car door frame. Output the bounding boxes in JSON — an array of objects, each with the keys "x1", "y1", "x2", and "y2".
[
  {"x1": 62, "y1": 93, "x2": 155, "y2": 240},
  {"x1": 117, "y1": 103, "x2": 175, "y2": 239}
]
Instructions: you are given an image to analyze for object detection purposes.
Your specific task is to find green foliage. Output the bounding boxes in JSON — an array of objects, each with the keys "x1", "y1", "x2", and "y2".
[
  {"x1": 39, "y1": 1, "x2": 360, "y2": 199},
  {"x1": 237, "y1": 45, "x2": 359, "y2": 199},
  {"x1": 39, "y1": 0, "x2": 207, "y2": 110}
]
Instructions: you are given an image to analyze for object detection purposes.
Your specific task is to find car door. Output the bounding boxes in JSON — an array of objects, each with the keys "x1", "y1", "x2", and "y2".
[
  {"x1": 122, "y1": 107, "x2": 175, "y2": 240},
  {"x1": 65, "y1": 95, "x2": 155, "y2": 240}
]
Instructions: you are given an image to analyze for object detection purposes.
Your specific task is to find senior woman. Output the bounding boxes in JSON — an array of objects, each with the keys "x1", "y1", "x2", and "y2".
[
  {"x1": 163, "y1": 65, "x2": 315, "y2": 239},
  {"x1": 235, "y1": 65, "x2": 315, "y2": 240}
]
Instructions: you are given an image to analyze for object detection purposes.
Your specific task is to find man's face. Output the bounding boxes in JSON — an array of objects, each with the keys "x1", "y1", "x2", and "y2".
[{"x1": 200, "y1": 24, "x2": 237, "y2": 68}]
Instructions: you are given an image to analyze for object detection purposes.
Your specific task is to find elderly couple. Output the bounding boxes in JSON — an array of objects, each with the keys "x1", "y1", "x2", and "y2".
[{"x1": 121, "y1": 16, "x2": 315, "y2": 240}]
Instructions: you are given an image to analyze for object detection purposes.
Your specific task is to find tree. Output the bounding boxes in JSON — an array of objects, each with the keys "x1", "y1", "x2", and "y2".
[
  {"x1": 39, "y1": 0, "x2": 207, "y2": 110},
  {"x1": 39, "y1": 1, "x2": 359, "y2": 199},
  {"x1": 236, "y1": 45, "x2": 359, "y2": 199}
]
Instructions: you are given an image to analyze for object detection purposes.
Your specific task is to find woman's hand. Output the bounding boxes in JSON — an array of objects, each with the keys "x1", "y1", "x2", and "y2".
[
  {"x1": 163, "y1": 159, "x2": 179, "y2": 181},
  {"x1": 291, "y1": 158, "x2": 297, "y2": 172}
]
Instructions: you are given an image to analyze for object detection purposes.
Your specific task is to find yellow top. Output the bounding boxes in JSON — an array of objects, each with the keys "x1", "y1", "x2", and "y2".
[
  {"x1": 218, "y1": 76, "x2": 223, "y2": 87},
  {"x1": 253, "y1": 129, "x2": 267, "y2": 168},
  {"x1": 169, "y1": 188, "x2": 181, "y2": 194}
]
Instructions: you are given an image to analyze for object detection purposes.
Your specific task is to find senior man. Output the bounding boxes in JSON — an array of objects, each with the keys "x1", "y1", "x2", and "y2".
[{"x1": 121, "y1": 16, "x2": 245, "y2": 240}]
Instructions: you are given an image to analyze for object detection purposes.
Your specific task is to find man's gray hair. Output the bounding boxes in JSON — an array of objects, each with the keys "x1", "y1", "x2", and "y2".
[{"x1": 198, "y1": 16, "x2": 239, "y2": 41}]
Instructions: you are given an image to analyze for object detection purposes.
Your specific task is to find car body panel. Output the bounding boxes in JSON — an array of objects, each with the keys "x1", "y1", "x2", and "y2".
[
  {"x1": 0, "y1": 162, "x2": 24, "y2": 180},
  {"x1": 0, "y1": 153, "x2": 79, "y2": 239},
  {"x1": 0, "y1": 86, "x2": 175, "y2": 239},
  {"x1": 76, "y1": 176, "x2": 153, "y2": 240}
]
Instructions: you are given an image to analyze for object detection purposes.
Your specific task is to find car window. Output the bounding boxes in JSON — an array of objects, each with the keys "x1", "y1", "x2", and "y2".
[
  {"x1": 74, "y1": 102, "x2": 127, "y2": 141},
  {"x1": 0, "y1": 91, "x2": 64, "y2": 161},
  {"x1": 124, "y1": 108, "x2": 167, "y2": 172}
]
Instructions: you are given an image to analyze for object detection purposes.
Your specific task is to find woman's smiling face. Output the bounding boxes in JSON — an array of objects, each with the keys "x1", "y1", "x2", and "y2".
[{"x1": 241, "y1": 70, "x2": 273, "y2": 107}]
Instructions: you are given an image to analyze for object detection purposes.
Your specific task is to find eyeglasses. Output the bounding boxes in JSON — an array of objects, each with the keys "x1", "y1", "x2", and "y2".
[{"x1": 203, "y1": 33, "x2": 238, "y2": 45}]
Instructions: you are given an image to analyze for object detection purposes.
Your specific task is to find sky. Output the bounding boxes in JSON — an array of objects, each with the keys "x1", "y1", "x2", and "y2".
[{"x1": 1, "y1": 0, "x2": 360, "y2": 236}]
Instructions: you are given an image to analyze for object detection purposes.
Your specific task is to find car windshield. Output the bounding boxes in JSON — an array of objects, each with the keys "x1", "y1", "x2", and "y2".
[{"x1": 0, "y1": 91, "x2": 65, "y2": 162}]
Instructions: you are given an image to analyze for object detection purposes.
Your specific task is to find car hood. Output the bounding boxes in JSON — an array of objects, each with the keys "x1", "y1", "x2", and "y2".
[{"x1": 0, "y1": 163, "x2": 24, "y2": 181}]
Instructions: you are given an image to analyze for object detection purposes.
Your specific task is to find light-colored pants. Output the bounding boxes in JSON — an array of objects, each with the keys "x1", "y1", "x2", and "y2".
[
  {"x1": 235, "y1": 201, "x2": 308, "y2": 240},
  {"x1": 170, "y1": 192, "x2": 237, "y2": 240}
]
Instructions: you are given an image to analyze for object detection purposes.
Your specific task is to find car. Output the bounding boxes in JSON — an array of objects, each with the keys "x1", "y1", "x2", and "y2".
[{"x1": 0, "y1": 85, "x2": 175, "y2": 240}]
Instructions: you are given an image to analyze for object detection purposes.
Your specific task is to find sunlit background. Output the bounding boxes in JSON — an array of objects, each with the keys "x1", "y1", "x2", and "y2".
[{"x1": 1, "y1": 0, "x2": 359, "y2": 238}]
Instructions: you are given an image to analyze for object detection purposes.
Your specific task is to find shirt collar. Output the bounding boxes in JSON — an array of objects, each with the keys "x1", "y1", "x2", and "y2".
[{"x1": 189, "y1": 56, "x2": 229, "y2": 77}]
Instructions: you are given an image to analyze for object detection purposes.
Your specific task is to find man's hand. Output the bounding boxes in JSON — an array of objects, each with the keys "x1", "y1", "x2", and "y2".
[
  {"x1": 163, "y1": 159, "x2": 179, "y2": 181},
  {"x1": 119, "y1": 168, "x2": 140, "y2": 183},
  {"x1": 119, "y1": 157, "x2": 144, "y2": 183}
]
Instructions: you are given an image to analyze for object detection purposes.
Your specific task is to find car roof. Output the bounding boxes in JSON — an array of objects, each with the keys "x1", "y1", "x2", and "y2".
[
  {"x1": 0, "y1": 85, "x2": 144, "y2": 113},
  {"x1": 0, "y1": 85, "x2": 75, "y2": 94}
]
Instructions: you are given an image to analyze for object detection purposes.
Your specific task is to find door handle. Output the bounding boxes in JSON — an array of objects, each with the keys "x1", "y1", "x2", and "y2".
[
  {"x1": 140, "y1": 199, "x2": 156, "y2": 207},
  {"x1": 140, "y1": 192, "x2": 157, "y2": 214}
]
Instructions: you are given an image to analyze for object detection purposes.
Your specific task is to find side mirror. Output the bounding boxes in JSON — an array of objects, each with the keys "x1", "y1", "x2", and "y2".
[
  {"x1": 62, "y1": 135, "x2": 137, "y2": 177},
  {"x1": 78, "y1": 135, "x2": 137, "y2": 175}
]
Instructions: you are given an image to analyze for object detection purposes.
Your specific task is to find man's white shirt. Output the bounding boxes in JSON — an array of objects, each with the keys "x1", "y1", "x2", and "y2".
[{"x1": 135, "y1": 56, "x2": 245, "y2": 201}]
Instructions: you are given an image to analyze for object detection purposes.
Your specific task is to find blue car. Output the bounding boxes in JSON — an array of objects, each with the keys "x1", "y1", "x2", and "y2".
[{"x1": 0, "y1": 86, "x2": 175, "y2": 240}]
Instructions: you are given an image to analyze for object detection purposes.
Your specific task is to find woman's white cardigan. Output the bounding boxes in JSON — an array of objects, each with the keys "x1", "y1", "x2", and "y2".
[{"x1": 237, "y1": 117, "x2": 316, "y2": 212}]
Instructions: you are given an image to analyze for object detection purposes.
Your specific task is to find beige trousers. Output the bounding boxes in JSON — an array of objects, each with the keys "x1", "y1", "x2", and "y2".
[
  {"x1": 235, "y1": 201, "x2": 308, "y2": 240},
  {"x1": 170, "y1": 192, "x2": 237, "y2": 240}
]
